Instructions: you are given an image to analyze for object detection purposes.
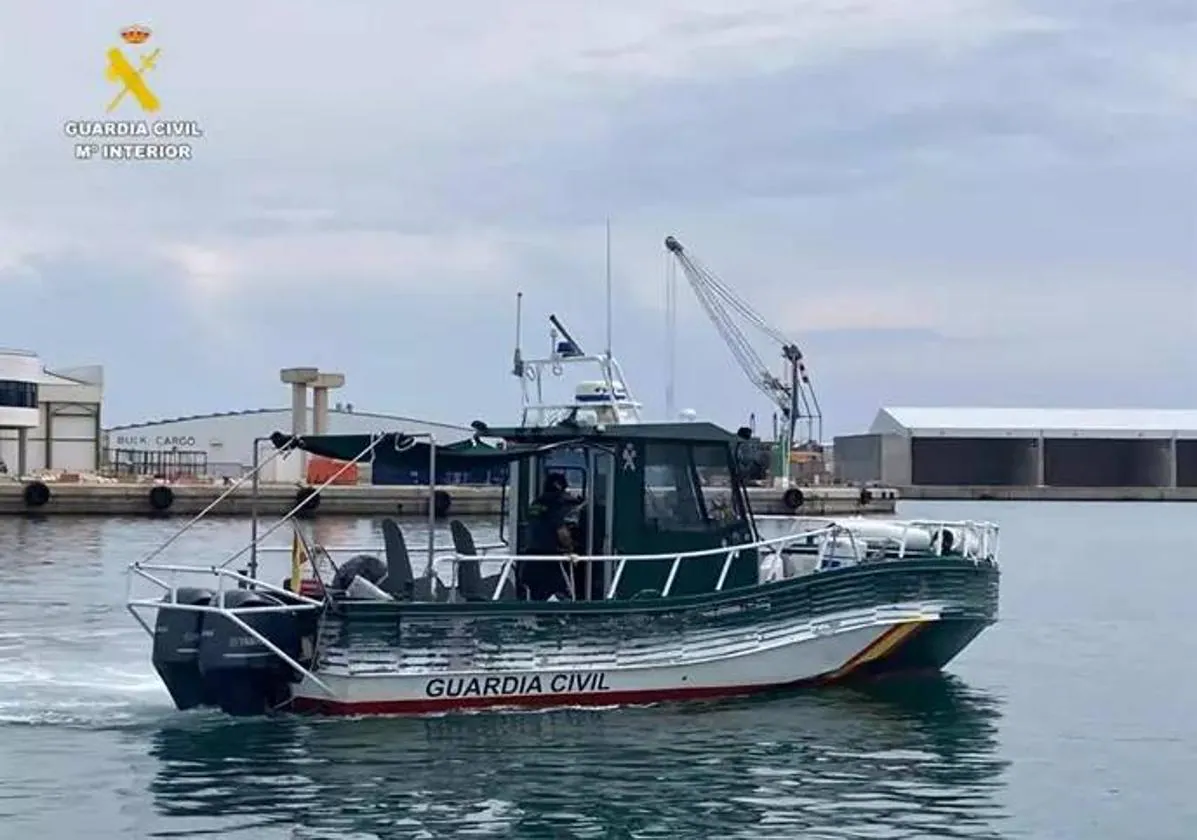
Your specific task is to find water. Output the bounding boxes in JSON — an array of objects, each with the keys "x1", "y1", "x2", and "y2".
[{"x1": 1, "y1": 501, "x2": 1194, "y2": 838}]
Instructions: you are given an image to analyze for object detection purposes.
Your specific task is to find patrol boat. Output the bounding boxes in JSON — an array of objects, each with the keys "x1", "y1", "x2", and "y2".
[
  {"x1": 125, "y1": 312, "x2": 999, "y2": 717},
  {"x1": 126, "y1": 429, "x2": 1000, "y2": 717}
]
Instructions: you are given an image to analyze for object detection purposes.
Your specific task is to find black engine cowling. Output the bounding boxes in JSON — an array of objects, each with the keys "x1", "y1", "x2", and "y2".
[
  {"x1": 196, "y1": 590, "x2": 304, "y2": 716},
  {"x1": 152, "y1": 587, "x2": 216, "y2": 711},
  {"x1": 331, "y1": 554, "x2": 388, "y2": 591}
]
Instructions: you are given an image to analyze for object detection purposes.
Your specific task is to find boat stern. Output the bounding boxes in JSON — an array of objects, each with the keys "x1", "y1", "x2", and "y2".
[{"x1": 127, "y1": 563, "x2": 326, "y2": 716}]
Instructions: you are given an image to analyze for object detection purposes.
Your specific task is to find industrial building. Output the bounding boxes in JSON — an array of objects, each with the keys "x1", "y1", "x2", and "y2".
[
  {"x1": 834, "y1": 407, "x2": 1197, "y2": 489},
  {"x1": 1, "y1": 356, "x2": 478, "y2": 483},
  {"x1": 103, "y1": 367, "x2": 474, "y2": 482},
  {"x1": 0, "y1": 349, "x2": 103, "y2": 475},
  {"x1": 105, "y1": 407, "x2": 473, "y2": 481}
]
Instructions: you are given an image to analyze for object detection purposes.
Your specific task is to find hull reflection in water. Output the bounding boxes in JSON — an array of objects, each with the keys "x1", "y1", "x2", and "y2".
[{"x1": 148, "y1": 675, "x2": 1009, "y2": 839}]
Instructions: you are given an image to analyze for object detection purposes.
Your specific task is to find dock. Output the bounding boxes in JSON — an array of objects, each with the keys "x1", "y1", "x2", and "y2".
[
  {"x1": 0, "y1": 481, "x2": 898, "y2": 517},
  {"x1": 900, "y1": 485, "x2": 1197, "y2": 502}
]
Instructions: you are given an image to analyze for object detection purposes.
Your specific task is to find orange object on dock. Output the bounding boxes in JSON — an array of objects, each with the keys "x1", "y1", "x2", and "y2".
[{"x1": 306, "y1": 456, "x2": 358, "y2": 485}]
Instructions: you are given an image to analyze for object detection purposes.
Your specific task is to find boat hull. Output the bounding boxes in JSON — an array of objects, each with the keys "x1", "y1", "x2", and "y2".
[
  {"x1": 285, "y1": 553, "x2": 998, "y2": 716},
  {"x1": 288, "y1": 612, "x2": 991, "y2": 715}
]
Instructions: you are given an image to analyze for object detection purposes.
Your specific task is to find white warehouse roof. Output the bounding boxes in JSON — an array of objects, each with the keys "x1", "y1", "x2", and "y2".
[
  {"x1": 870, "y1": 407, "x2": 1197, "y2": 440},
  {"x1": 105, "y1": 407, "x2": 468, "y2": 436}
]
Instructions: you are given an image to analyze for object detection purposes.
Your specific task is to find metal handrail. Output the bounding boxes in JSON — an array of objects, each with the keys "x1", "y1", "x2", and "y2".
[
  {"x1": 448, "y1": 518, "x2": 998, "y2": 569},
  {"x1": 470, "y1": 524, "x2": 839, "y2": 600},
  {"x1": 439, "y1": 518, "x2": 999, "y2": 601},
  {"x1": 125, "y1": 563, "x2": 334, "y2": 695},
  {"x1": 251, "y1": 540, "x2": 508, "y2": 555},
  {"x1": 459, "y1": 525, "x2": 835, "y2": 568},
  {"x1": 217, "y1": 433, "x2": 395, "y2": 570},
  {"x1": 137, "y1": 436, "x2": 297, "y2": 565},
  {"x1": 755, "y1": 517, "x2": 999, "y2": 561}
]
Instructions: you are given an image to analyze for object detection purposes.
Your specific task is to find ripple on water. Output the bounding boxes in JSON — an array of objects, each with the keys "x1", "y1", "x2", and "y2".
[
  {"x1": 128, "y1": 679, "x2": 1009, "y2": 839},
  {"x1": 1, "y1": 515, "x2": 1012, "y2": 838}
]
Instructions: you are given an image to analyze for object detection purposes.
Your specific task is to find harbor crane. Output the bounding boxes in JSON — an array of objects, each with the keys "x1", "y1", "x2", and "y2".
[{"x1": 664, "y1": 235, "x2": 823, "y2": 487}]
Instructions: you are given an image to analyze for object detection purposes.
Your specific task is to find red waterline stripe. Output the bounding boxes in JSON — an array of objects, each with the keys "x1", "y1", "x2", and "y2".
[
  {"x1": 289, "y1": 682, "x2": 777, "y2": 716},
  {"x1": 288, "y1": 665, "x2": 895, "y2": 716}
]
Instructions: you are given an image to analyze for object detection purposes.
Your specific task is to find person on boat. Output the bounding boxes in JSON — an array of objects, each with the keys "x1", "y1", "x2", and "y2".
[{"x1": 519, "y1": 472, "x2": 579, "y2": 600}]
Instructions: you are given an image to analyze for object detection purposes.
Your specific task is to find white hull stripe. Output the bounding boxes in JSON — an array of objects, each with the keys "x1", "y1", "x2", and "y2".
[{"x1": 290, "y1": 619, "x2": 933, "y2": 715}]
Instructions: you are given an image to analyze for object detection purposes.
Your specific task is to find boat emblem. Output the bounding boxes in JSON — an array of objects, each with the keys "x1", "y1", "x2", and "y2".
[{"x1": 620, "y1": 443, "x2": 637, "y2": 471}]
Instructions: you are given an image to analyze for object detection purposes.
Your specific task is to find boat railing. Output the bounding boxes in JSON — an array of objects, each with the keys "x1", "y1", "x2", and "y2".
[
  {"x1": 755, "y1": 515, "x2": 999, "y2": 565},
  {"x1": 123, "y1": 429, "x2": 450, "y2": 698},
  {"x1": 518, "y1": 338, "x2": 643, "y2": 428},
  {"x1": 127, "y1": 430, "x2": 446, "y2": 582},
  {"x1": 448, "y1": 524, "x2": 821, "y2": 601},
  {"x1": 251, "y1": 540, "x2": 508, "y2": 561},
  {"x1": 128, "y1": 516, "x2": 995, "y2": 616},
  {"x1": 244, "y1": 432, "x2": 443, "y2": 577},
  {"x1": 441, "y1": 518, "x2": 998, "y2": 601},
  {"x1": 124, "y1": 562, "x2": 336, "y2": 697}
]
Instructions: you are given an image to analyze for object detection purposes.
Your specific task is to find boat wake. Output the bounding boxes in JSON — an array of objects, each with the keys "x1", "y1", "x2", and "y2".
[{"x1": 0, "y1": 658, "x2": 173, "y2": 728}]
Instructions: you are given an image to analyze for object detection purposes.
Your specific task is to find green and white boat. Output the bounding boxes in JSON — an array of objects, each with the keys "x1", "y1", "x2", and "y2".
[
  {"x1": 126, "y1": 312, "x2": 999, "y2": 718},
  {"x1": 126, "y1": 428, "x2": 999, "y2": 717}
]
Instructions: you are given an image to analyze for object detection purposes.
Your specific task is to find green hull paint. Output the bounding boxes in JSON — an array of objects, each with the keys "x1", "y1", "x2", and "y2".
[
  {"x1": 317, "y1": 558, "x2": 999, "y2": 667},
  {"x1": 851, "y1": 617, "x2": 992, "y2": 678}
]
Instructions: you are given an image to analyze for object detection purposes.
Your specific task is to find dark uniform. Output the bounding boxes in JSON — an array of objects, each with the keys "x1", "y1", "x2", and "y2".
[{"x1": 519, "y1": 473, "x2": 577, "y2": 600}]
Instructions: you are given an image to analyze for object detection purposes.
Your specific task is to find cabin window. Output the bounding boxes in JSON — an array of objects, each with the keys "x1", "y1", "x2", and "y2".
[
  {"x1": 540, "y1": 447, "x2": 588, "y2": 498},
  {"x1": 691, "y1": 443, "x2": 744, "y2": 523},
  {"x1": 643, "y1": 443, "x2": 705, "y2": 529}
]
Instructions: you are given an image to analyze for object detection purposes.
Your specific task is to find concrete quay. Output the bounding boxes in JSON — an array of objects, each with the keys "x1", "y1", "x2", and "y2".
[
  {"x1": 900, "y1": 485, "x2": 1197, "y2": 502},
  {"x1": 0, "y1": 481, "x2": 898, "y2": 517}
]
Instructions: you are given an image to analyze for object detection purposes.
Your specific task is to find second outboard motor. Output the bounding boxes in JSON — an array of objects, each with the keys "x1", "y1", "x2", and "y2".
[
  {"x1": 152, "y1": 587, "x2": 216, "y2": 711},
  {"x1": 197, "y1": 590, "x2": 302, "y2": 716}
]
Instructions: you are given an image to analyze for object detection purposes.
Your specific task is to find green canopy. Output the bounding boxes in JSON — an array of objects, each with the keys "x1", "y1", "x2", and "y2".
[{"x1": 269, "y1": 431, "x2": 569, "y2": 470}]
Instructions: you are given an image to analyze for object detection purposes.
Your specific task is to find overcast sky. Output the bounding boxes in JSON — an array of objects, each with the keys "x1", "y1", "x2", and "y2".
[{"x1": 1, "y1": 0, "x2": 1193, "y2": 436}]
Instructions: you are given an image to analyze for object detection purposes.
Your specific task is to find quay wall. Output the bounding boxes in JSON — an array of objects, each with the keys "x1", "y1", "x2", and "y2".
[
  {"x1": 900, "y1": 485, "x2": 1197, "y2": 502},
  {"x1": 0, "y1": 482, "x2": 898, "y2": 518}
]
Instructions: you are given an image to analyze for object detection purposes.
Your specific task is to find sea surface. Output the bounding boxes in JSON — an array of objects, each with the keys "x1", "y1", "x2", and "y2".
[{"x1": 0, "y1": 501, "x2": 1194, "y2": 839}]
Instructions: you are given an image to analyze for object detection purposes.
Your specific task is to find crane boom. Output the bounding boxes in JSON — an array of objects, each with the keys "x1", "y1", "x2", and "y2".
[{"x1": 664, "y1": 235, "x2": 823, "y2": 485}]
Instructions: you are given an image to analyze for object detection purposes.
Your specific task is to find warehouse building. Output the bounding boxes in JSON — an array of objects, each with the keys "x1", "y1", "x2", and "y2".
[
  {"x1": 103, "y1": 365, "x2": 478, "y2": 483},
  {"x1": 834, "y1": 407, "x2": 1197, "y2": 489},
  {"x1": 0, "y1": 349, "x2": 103, "y2": 476},
  {"x1": 104, "y1": 406, "x2": 473, "y2": 481}
]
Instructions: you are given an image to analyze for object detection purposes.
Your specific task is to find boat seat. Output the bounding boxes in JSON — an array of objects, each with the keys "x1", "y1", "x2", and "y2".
[
  {"x1": 380, "y1": 517, "x2": 416, "y2": 600},
  {"x1": 450, "y1": 519, "x2": 515, "y2": 600},
  {"x1": 412, "y1": 574, "x2": 450, "y2": 602}
]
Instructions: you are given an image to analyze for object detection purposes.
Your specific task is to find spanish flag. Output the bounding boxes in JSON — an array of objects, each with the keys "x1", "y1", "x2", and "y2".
[{"x1": 290, "y1": 532, "x2": 307, "y2": 593}]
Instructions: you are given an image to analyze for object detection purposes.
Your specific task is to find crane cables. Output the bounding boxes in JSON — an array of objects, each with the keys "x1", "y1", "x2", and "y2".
[{"x1": 664, "y1": 236, "x2": 819, "y2": 427}]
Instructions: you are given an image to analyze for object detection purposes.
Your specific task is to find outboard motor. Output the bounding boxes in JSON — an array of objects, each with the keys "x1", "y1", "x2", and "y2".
[
  {"x1": 197, "y1": 589, "x2": 303, "y2": 716},
  {"x1": 152, "y1": 587, "x2": 216, "y2": 711}
]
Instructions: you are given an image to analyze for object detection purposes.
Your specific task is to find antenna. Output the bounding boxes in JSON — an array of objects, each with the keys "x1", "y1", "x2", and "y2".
[
  {"x1": 665, "y1": 250, "x2": 677, "y2": 420},
  {"x1": 511, "y1": 292, "x2": 524, "y2": 378},
  {"x1": 604, "y1": 218, "x2": 613, "y2": 362}
]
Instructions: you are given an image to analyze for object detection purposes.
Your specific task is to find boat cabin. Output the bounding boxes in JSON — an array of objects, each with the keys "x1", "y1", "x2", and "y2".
[
  {"x1": 280, "y1": 422, "x2": 763, "y2": 603},
  {"x1": 492, "y1": 422, "x2": 761, "y2": 601}
]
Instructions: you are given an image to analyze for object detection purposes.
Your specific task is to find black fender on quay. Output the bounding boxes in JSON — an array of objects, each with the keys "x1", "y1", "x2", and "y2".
[
  {"x1": 149, "y1": 485, "x2": 175, "y2": 512},
  {"x1": 23, "y1": 481, "x2": 51, "y2": 508}
]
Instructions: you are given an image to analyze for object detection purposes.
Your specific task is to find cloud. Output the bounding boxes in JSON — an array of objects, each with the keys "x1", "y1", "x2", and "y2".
[
  {"x1": 158, "y1": 230, "x2": 521, "y2": 298},
  {"x1": 0, "y1": 0, "x2": 1192, "y2": 432}
]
